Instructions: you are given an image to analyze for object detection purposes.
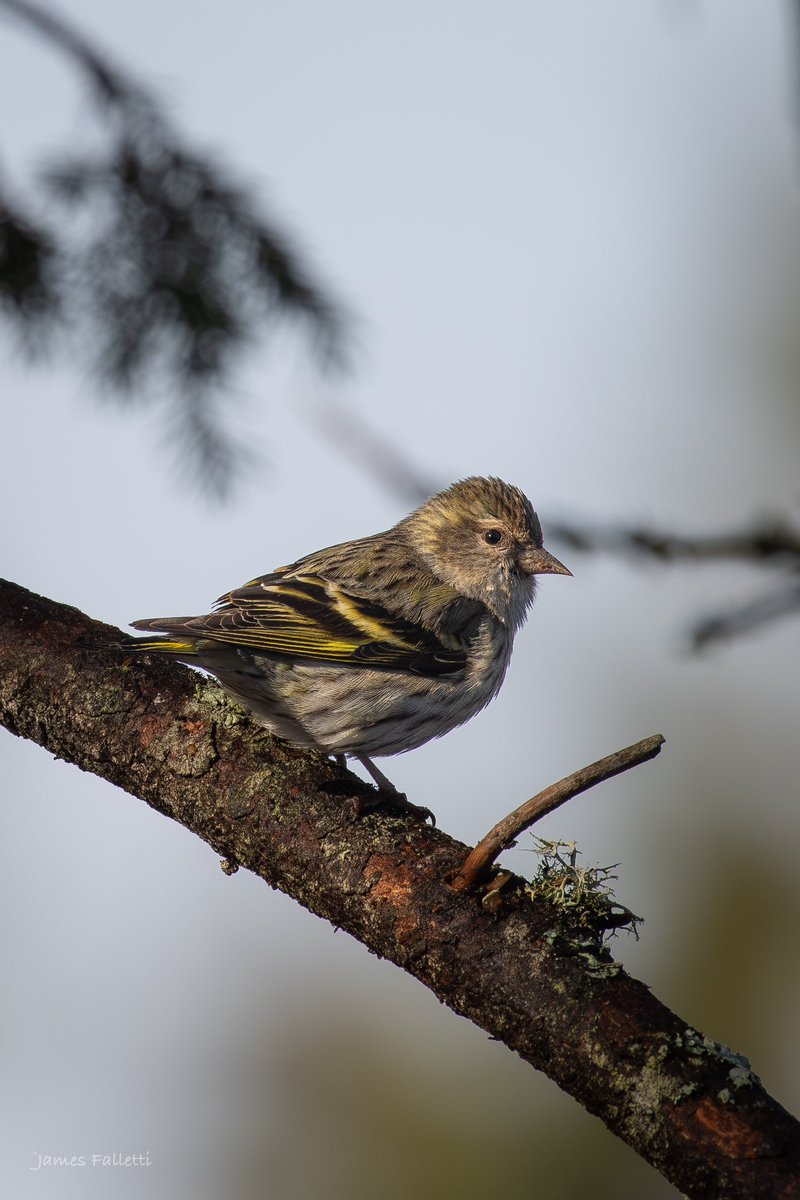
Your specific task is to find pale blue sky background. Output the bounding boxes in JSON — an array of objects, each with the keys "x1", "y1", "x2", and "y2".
[{"x1": 2, "y1": 3, "x2": 800, "y2": 1198}]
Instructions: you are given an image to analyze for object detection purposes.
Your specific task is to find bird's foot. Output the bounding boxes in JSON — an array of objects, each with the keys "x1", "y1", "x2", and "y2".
[
  {"x1": 340, "y1": 788, "x2": 435, "y2": 825},
  {"x1": 337, "y1": 755, "x2": 435, "y2": 824}
]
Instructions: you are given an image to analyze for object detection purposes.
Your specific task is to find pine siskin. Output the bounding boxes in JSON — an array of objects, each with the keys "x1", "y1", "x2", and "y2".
[{"x1": 129, "y1": 477, "x2": 570, "y2": 807}]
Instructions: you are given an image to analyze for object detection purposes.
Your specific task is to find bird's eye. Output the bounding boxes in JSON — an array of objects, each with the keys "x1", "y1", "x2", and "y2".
[{"x1": 483, "y1": 528, "x2": 503, "y2": 546}]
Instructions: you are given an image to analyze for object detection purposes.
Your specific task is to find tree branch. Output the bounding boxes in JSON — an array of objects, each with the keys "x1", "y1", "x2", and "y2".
[{"x1": 1, "y1": 577, "x2": 799, "y2": 1199}]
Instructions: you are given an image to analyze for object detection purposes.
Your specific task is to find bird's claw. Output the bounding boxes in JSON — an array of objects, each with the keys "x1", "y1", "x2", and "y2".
[{"x1": 340, "y1": 789, "x2": 435, "y2": 825}]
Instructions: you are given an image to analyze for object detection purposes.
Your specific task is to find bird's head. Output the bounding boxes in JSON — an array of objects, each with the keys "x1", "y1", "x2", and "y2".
[{"x1": 401, "y1": 476, "x2": 570, "y2": 629}]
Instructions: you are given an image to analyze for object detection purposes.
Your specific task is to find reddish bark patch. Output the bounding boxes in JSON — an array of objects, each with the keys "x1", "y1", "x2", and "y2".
[
  {"x1": 364, "y1": 853, "x2": 415, "y2": 907},
  {"x1": 691, "y1": 1096, "x2": 777, "y2": 1160}
]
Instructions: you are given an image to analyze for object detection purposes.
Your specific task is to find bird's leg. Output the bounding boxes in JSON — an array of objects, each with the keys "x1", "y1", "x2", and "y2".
[
  {"x1": 348, "y1": 755, "x2": 435, "y2": 825},
  {"x1": 357, "y1": 755, "x2": 400, "y2": 793}
]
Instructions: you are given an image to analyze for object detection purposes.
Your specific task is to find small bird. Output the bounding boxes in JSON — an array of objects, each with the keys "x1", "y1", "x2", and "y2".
[{"x1": 129, "y1": 477, "x2": 570, "y2": 811}]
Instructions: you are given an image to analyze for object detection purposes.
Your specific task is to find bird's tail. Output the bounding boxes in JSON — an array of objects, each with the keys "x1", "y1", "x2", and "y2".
[{"x1": 122, "y1": 617, "x2": 203, "y2": 656}]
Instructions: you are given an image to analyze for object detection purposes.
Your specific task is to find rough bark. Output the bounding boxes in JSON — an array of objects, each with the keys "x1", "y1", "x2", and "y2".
[{"x1": 1, "y1": 577, "x2": 798, "y2": 1199}]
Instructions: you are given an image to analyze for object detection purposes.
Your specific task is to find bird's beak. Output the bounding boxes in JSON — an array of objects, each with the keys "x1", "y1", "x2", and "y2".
[{"x1": 518, "y1": 545, "x2": 572, "y2": 577}]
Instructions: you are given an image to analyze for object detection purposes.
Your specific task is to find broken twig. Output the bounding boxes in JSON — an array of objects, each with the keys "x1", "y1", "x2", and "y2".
[{"x1": 451, "y1": 734, "x2": 665, "y2": 892}]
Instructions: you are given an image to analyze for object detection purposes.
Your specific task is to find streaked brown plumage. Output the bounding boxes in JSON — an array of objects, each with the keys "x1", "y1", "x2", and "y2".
[{"x1": 129, "y1": 477, "x2": 570, "y2": 798}]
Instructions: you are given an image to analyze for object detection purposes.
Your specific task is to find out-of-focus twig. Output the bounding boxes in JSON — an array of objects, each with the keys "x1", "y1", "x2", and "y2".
[
  {"x1": 551, "y1": 518, "x2": 800, "y2": 648},
  {"x1": 549, "y1": 517, "x2": 800, "y2": 565},
  {"x1": 690, "y1": 581, "x2": 800, "y2": 648},
  {"x1": 310, "y1": 399, "x2": 800, "y2": 648},
  {"x1": 1, "y1": 0, "x2": 140, "y2": 104},
  {"x1": 310, "y1": 399, "x2": 435, "y2": 505}
]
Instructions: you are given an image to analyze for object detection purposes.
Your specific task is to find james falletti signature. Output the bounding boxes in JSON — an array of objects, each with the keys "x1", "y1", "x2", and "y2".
[{"x1": 31, "y1": 1151, "x2": 152, "y2": 1170}]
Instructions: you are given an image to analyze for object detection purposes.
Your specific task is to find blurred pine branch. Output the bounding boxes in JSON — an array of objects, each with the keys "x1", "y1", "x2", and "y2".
[{"x1": 0, "y1": 0, "x2": 351, "y2": 496}]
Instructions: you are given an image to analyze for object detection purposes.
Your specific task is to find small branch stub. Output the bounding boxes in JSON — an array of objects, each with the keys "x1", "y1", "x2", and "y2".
[{"x1": 451, "y1": 734, "x2": 666, "y2": 892}]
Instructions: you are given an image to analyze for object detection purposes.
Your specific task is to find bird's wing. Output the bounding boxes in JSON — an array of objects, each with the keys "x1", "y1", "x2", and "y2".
[{"x1": 153, "y1": 573, "x2": 466, "y2": 678}]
